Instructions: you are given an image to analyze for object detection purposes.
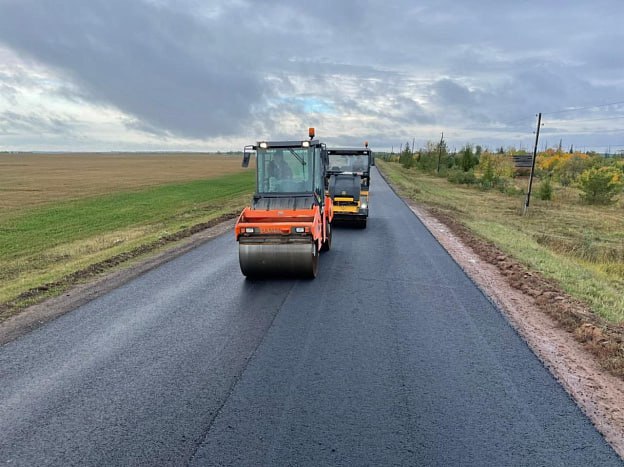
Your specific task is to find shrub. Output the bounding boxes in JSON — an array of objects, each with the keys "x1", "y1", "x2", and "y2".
[
  {"x1": 555, "y1": 154, "x2": 592, "y2": 186},
  {"x1": 494, "y1": 177, "x2": 511, "y2": 193},
  {"x1": 537, "y1": 176, "x2": 553, "y2": 201},
  {"x1": 416, "y1": 151, "x2": 436, "y2": 172},
  {"x1": 504, "y1": 184, "x2": 525, "y2": 196},
  {"x1": 447, "y1": 168, "x2": 476, "y2": 185},
  {"x1": 416, "y1": 141, "x2": 445, "y2": 174},
  {"x1": 400, "y1": 153, "x2": 414, "y2": 168},
  {"x1": 578, "y1": 166, "x2": 623, "y2": 204},
  {"x1": 478, "y1": 152, "x2": 515, "y2": 180}
]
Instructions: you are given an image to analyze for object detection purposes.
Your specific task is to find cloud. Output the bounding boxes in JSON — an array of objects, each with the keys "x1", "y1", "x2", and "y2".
[
  {"x1": 0, "y1": 0, "x2": 270, "y2": 139},
  {"x1": 1, "y1": 0, "x2": 624, "y2": 150},
  {"x1": 0, "y1": 110, "x2": 76, "y2": 135}
]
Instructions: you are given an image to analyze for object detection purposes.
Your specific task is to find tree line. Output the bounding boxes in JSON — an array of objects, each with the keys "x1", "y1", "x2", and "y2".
[{"x1": 381, "y1": 142, "x2": 624, "y2": 205}]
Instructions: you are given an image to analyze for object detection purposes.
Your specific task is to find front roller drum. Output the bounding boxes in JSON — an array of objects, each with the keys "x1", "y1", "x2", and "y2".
[{"x1": 239, "y1": 241, "x2": 318, "y2": 278}]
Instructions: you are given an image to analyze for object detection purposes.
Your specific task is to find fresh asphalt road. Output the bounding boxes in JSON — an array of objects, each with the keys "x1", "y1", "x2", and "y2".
[{"x1": 0, "y1": 168, "x2": 621, "y2": 466}]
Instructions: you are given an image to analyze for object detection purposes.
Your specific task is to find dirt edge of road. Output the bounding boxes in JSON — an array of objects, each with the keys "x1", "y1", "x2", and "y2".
[
  {"x1": 406, "y1": 202, "x2": 624, "y2": 458},
  {"x1": 0, "y1": 217, "x2": 237, "y2": 347}
]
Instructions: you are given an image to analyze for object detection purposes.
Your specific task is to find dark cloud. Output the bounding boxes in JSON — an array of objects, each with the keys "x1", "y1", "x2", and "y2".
[
  {"x1": 1, "y1": 0, "x2": 624, "y2": 149},
  {"x1": 0, "y1": 110, "x2": 76, "y2": 135},
  {"x1": 0, "y1": 0, "x2": 269, "y2": 138}
]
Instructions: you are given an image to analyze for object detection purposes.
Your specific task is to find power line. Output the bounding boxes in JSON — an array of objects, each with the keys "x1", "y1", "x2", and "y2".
[
  {"x1": 544, "y1": 115, "x2": 624, "y2": 124},
  {"x1": 542, "y1": 99, "x2": 624, "y2": 116},
  {"x1": 498, "y1": 115, "x2": 538, "y2": 126},
  {"x1": 542, "y1": 128, "x2": 624, "y2": 135}
]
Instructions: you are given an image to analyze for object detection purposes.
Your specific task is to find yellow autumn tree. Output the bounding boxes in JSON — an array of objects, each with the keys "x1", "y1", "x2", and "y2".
[{"x1": 537, "y1": 150, "x2": 592, "y2": 185}]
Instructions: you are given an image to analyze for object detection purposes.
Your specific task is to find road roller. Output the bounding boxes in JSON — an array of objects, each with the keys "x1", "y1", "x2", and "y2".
[
  {"x1": 235, "y1": 128, "x2": 333, "y2": 278},
  {"x1": 326, "y1": 143, "x2": 373, "y2": 228}
]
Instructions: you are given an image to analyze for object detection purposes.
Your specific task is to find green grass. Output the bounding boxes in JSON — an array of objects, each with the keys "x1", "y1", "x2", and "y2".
[
  {"x1": 377, "y1": 160, "x2": 624, "y2": 323},
  {"x1": 0, "y1": 171, "x2": 255, "y2": 305}
]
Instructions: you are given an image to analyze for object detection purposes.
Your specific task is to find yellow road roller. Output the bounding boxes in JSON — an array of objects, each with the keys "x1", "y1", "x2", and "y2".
[{"x1": 326, "y1": 143, "x2": 373, "y2": 228}]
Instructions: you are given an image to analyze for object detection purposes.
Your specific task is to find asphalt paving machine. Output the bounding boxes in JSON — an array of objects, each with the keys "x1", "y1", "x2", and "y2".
[
  {"x1": 235, "y1": 128, "x2": 333, "y2": 278},
  {"x1": 326, "y1": 142, "x2": 373, "y2": 228}
]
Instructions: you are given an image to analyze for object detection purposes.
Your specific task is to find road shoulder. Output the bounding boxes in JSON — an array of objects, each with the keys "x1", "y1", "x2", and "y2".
[
  {"x1": 405, "y1": 201, "x2": 624, "y2": 458},
  {"x1": 0, "y1": 218, "x2": 236, "y2": 346}
]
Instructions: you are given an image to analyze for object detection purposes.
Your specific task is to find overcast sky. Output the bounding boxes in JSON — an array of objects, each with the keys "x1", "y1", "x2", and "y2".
[{"x1": 1, "y1": 0, "x2": 624, "y2": 152}]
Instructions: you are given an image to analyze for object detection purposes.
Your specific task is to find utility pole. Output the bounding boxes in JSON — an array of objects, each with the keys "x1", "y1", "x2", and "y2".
[
  {"x1": 436, "y1": 132, "x2": 444, "y2": 174},
  {"x1": 524, "y1": 112, "x2": 542, "y2": 215},
  {"x1": 412, "y1": 137, "x2": 415, "y2": 157}
]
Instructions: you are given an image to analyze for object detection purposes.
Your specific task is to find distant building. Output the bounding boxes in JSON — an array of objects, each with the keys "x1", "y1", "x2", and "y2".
[{"x1": 511, "y1": 154, "x2": 533, "y2": 174}]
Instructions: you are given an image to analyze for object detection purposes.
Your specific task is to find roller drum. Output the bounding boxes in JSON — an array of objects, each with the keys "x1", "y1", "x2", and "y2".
[{"x1": 239, "y1": 241, "x2": 318, "y2": 278}]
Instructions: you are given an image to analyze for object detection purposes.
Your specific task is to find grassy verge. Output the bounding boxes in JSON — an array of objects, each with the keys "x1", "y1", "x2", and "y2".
[
  {"x1": 377, "y1": 160, "x2": 624, "y2": 324},
  {"x1": 0, "y1": 172, "x2": 255, "y2": 313}
]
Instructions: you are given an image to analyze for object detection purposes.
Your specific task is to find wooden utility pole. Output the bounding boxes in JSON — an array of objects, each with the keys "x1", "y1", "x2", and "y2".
[
  {"x1": 436, "y1": 132, "x2": 444, "y2": 174},
  {"x1": 524, "y1": 112, "x2": 542, "y2": 214}
]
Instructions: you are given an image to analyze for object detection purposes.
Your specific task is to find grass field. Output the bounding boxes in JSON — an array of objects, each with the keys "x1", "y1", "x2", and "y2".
[
  {"x1": 377, "y1": 160, "x2": 624, "y2": 323},
  {"x1": 0, "y1": 153, "x2": 255, "y2": 311}
]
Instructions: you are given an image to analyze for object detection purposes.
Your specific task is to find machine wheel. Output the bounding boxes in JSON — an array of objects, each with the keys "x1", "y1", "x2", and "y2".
[
  {"x1": 359, "y1": 218, "x2": 367, "y2": 229},
  {"x1": 308, "y1": 242, "x2": 319, "y2": 278},
  {"x1": 320, "y1": 222, "x2": 332, "y2": 252}
]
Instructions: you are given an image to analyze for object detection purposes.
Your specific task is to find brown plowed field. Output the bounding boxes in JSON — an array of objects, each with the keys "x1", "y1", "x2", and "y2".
[{"x1": 0, "y1": 152, "x2": 245, "y2": 213}]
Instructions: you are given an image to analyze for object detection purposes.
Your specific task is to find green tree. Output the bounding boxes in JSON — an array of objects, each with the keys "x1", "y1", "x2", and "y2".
[
  {"x1": 434, "y1": 139, "x2": 449, "y2": 175},
  {"x1": 417, "y1": 141, "x2": 440, "y2": 173},
  {"x1": 578, "y1": 166, "x2": 623, "y2": 204},
  {"x1": 537, "y1": 175, "x2": 553, "y2": 200},
  {"x1": 458, "y1": 145, "x2": 478, "y2": 172},
  {"x1": 399, "y1": 141, "x2": 414, "y2": 168},
  {"x1": 479, "y1": 154, "x2": 496, "y2": 188}
]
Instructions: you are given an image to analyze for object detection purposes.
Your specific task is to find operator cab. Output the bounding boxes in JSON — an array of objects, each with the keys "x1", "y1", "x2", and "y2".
[
  {"x1": 325, "y1": 147, "x2": 373, "y2": 189},
  {"x1": 244, "y1": 139, "x2": 328, "y2": 210}
]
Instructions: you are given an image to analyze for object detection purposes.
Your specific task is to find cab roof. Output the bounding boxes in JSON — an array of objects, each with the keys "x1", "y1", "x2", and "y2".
[
  {"x1": 252, "y1": 140, "x2": 321, "y2": 149},
  {"x1": 326, "y1": 148, "x2": 371, "y2": 155}
]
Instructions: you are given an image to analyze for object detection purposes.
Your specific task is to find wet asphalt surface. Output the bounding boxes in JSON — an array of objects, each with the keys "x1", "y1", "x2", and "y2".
[{"x1": 0, "y1": 168, "x2": 621, "y2": 466}]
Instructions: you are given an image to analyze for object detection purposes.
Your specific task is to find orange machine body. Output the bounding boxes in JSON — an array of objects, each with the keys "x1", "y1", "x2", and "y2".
[{"x1": 235, "y1": 196, "x2": 333, "y2": 253}]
